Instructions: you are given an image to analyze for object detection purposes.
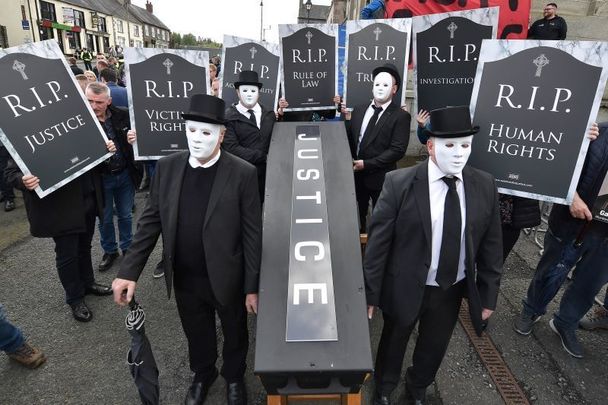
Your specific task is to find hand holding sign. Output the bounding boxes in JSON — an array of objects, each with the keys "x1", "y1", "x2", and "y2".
[{"x1": 22, "y1": 174, "x2": 39, "y2": 191}]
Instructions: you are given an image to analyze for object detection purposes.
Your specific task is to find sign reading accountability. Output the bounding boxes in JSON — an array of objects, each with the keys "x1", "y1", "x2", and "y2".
[
  {"x1": 280, "y1": 24, "x2": 338, "y2": 111},
  {"x1": 344, "y1": 18, "x2": 411, "y2": 109},
  {"x1": 469, "y1": 40, "x2": 608, "y2": 204},
  {"x1": 286, "y1": 126, "x2": 337, "y2": 342},
  {"x1": 0, "y1": 40, "x2": 111, "y2": 198},
  {"x1": 413, "y1": 8, "x2": 498, "y2": 113},
  {"x1": 219, "y1": 35, "x2": 280, "y2": 110},
  {"x1": 125, "y1": 48, "x2": 209, "y2": 160}
]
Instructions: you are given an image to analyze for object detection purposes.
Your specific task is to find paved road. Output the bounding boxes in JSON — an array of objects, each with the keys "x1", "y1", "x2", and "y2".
[{"x1": 1, "y1": 192, "x2": 606, "y2": 404}]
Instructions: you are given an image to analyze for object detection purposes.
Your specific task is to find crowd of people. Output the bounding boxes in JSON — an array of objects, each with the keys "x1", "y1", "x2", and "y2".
[{"x1": 1, "y1": 3, "x2": 607, "y2": 405}]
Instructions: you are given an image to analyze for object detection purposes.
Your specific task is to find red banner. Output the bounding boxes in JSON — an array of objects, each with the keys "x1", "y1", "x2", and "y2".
[{"x1": 385, "y1": 0, "x2": 531, "y2": 39}]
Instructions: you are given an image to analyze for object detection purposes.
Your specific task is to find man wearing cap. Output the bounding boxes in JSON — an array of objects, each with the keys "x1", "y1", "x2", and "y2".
[
  {"x1": 345, "y1": 63, "x2": 411, "y2": 232},
  {"x1": 112, "y1": 94, "x2": 262, "y2": 405},
  {"x1": 364, "y1": 106, "x2": 503, "y2": 405},
  {"x1": 223, "y1": 70, "x2": 278, "y2": 201}
]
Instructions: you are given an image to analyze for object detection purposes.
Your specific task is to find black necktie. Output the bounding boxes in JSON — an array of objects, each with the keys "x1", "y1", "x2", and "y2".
[
  {"x1": 359, "y1": 105, "x2": 383, "y2": 153},
  {"x1": 436, "y1": 176, "x2": 462, "y2": 290},
  {"x1": 247, "y1": 109, "x2": 257, "y2": 127}
]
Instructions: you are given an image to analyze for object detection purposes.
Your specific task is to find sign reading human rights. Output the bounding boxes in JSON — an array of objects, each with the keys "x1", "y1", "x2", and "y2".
[
  {"x1": 125, "y1": 48, "x2": 209, "y2": 160},
  {"x1": 0, "y1": 40, "x2": 111, "y2": 198},
  {"x1": 468, "y1": 40, "x2": 608, "y2": 204},
  {"x1": 344, "y1": 18, "x2": 411, "y2": 109},
  {"x1": 413, "y1": 8, "x2": 498, "y2": 113},
  {"x1": 279, "y1": 24, "x2": 338, "y2": 111},
  {"x1": 219, "y1": 35, "x2": 280, "y2": 110}
]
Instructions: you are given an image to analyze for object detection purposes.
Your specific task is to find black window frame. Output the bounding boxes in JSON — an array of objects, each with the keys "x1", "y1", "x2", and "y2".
[{"x1": 40, "y1": 0, "x2": 57, "y2": 21}]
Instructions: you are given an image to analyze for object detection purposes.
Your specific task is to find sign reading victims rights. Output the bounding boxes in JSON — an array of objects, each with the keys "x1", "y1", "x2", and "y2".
[
  {"x1": 0, "y1": 40, "x2": 111, "y2": 198},
  {"x1": 413, "y1": 8, "x2": 498, "y2": 113},
  {"x1": 220, "y1": 35, "x2": 280, "y2": 110},
  {"x1": 344, "y1": 18, "x2": 411, "y2": 109},
  {"x1": 280, "y1": 24, "x2": 338, "y2": 111},
  {"x1": 469, "y1": 40, "x2": 608, "y2": 204},
  {"x1": 125, "y1": 48, "x2": 209, "y2": 160}
]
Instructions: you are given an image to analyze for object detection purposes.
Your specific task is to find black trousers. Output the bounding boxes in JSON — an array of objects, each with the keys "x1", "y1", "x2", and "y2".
[
  {"x1": 502, "y1": 224, "x2": 522, "y2": 261},
  {"x1": 174, "y1": 275, "x2": 248, "y2": 385},
  {"x1": 374, "y1": 281, "x2": 466, "y2": 399},
  {"x1": 0, "y1": 147, "x2": 15, "y2": 201},
  {"x1": 355, "y1": 174, "x2": 381, "y2": 233},
  {"x1": 52, "y1": 195, "x2": 97, "y2": 306}
]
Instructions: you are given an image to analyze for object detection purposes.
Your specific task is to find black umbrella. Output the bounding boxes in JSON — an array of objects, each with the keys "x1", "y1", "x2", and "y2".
[{"x1": 125, "y1": 299, "x2": 160, "y2": 405}]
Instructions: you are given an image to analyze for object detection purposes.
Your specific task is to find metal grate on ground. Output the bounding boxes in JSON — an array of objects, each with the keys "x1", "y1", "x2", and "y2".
[{"x1": 458, "y1": 300, "x2": 530, "y2": 405}]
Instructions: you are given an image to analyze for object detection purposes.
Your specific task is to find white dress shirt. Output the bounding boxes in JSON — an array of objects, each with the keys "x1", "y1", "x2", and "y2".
[
  {"x1": 236, "y1": 102, "x2": 262, "y2": 129},
  {"x1": 188, "y1": 150, "x2": 221, "y2": 169},
  {"x1": 426, "y1": 159, "x2": 467, "y2": 287},
  {"x1": 358, "y1": 99, "x2": 392, "y2": 151}
]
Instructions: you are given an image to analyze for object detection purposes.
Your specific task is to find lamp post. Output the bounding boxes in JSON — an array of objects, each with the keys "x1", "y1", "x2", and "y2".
[
  {"x1": 305, "y1": 0, "x2": 312, "y2": 24},
  {"x1": 260, "y1": 1, "x2": 264, "y2": 41}
]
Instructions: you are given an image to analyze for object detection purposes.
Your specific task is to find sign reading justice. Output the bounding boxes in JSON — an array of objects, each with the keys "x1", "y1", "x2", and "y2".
[
  {"x1": 0, "y1": 40, "x2": 111, "y2": 198},
  {"x1": 468, "y1": 40, "x2": 608, "y2": 204},
  {"x1": 344, "y1": 18, "x2": 411, "y2": 109},
  {"x1": 220, "y1": 35, "x2": 280, "y2": 110},
  {"x1": 125, "y1": 48, "x2": 209, "y2": 160},
  {"x1": 279, "y1": 24, "x2": 338, "y2": 111}
]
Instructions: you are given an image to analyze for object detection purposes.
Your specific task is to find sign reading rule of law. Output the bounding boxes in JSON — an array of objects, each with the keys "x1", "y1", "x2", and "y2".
[
  {"x1": 219, "y1": 35, "x2": 280, "y2": 110},
  {"x1": 125, "y1": 48, "x2": 209, "y2": 160},
  {"x1": 468, "y1": 40, "x2": 608, "y2": 205},
  {"x1": 279, "y1": 24, "x2": 338, "y2": 111},
  {"x1": 344, "y1": 18, "x2": 411, "y2": 109},
  {"x1": 0, "y1": 40, "x2": 111, "y2": 198},
  {"x1": 413, "y1": 7, "x2": 498, "y2": 113}
]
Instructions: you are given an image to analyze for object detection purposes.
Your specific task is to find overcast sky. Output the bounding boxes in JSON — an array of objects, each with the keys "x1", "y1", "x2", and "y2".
[{"x1": 131, "y1": 0, "x2": 333, "y2": 44}]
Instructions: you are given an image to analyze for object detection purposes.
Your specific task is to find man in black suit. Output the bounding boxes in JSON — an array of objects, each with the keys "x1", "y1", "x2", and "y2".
[
  {"x1": 223, "y1": 70, "x2": 277, "y2": 201},
  {"x1": 345, "y1": 63, "x2": 411, "y2": 232},
  {"x1": 112, "y1": 94, "x2": 262, "y2": 405},
  {"x1": 364, "y1": 106, "x2": 503, "y2": 405}
]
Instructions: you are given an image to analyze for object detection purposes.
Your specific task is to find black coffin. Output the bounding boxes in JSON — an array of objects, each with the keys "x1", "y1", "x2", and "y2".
[{"x1": 255, "y1": 122, "x2": 373, "y2": 395}]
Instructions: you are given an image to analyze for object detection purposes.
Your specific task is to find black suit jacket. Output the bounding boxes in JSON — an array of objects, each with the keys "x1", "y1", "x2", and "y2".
[
  {"x1": 117, "y1": 151, "x2": 262, "y2": 305},
  {"x1": 346, "y1": 102, "x2": 411, "y2": 191},
  {"x1": 363, "y1": 161, "x2": 503, "y2": 335},
  {"x1": 223, "y1": 104, "x2": 276, "y2": 167}
]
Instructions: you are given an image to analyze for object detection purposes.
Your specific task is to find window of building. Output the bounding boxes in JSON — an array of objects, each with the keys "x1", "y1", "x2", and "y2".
[
  {"x1": 67, "y1": 31, "x2": 82, "y2": 50},
  {"x1": 103, "y1": 36, "x2": 110, "y2": 51},
  {"x1": 74, "y1": 10, "x2": 85, "y2": 27},
  {"x1": 98, "y1": 17, "x2": 107, "y2": 32},
  {"x1": 144, "y1": 25, "x2": 149, "y2": 36},
  {"x1": 134, "y1": 25, "x2": 140, "y2": 37},
  {"x1": 40, "y1": 1, "x2": 57, "y2": 21},
  {"x1": 118, "y1": 36, "x2": 126, "y2": 47},
  {"x1": 117, "y1": 20, "x2": 124, "y2": 33},
  {"x1": 0, "y1": 26, "x2": 8, "y2": 48}
]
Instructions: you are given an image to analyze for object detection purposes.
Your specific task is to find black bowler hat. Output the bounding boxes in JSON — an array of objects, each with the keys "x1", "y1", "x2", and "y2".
[
  {"x1": 372, "y1": 63, "x2": 401, "y2": 91},
  {"x1": 234, "y1": 70, "x2": 263, "y2": 89},
  {"x1": 423, "y1": 106, "x2": 479, "y2": 138},
  {"x1": 181, "y1": 94, "x2": 226, "y2": 124}
]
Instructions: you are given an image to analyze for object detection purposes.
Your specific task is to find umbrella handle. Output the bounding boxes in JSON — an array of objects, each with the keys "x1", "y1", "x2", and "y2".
[
  {"x1": 127, "y1": 293, "x2": 138, "y2": 310},
  {"x1": 574, "y1": 221, "x2": 591, "y2": 247}
]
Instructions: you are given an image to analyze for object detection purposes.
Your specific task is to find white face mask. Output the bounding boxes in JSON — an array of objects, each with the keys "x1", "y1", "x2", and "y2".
[
  {"x1": 372, "y1": 72, "x2": 395, "y2": 104},
  {"x1": 238, "y1": 85, "x2": 260, "y2": 109},
  {"x1": 432, "y1": 136, "x2": 473, "y2": 176},
  {"x1": 185, "y1": 120, "x2": 222, "y2": 160}
]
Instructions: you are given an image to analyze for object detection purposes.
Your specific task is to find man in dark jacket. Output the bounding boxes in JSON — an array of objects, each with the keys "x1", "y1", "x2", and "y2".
[
  {"x1": 223, "y1": 70, "x2": 277, "y2": 201},
  {"x1": 86, "y1": 82, "x2": 141, "y2": 272},
  {"x1": 68, "y1": 57, "x2": 84, "y2": 75},
  {"x1": 527, "y1": 3, "x2": 567, "y2": 40},
  {"x1": 345, "y1": 63, "x2": 411, "y2": 232},
  {"x1": 113, "y1": 94, "x2": 262, "y2": 405},
  {"x1": 99, "y1": 68, "x2": 128, "y2": 109},
  {"x1": 514, "y1": 123, "x2": 608, "y2": 359},
  {"x1": 4, "y1": 145, "x2": 116, "y2": 322}
]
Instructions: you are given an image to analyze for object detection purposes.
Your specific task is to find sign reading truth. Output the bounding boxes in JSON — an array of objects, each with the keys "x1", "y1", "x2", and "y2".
[
  {"x1": 468, "y1": 40, "x2": 608, "y2": 205},
  {"x1": 344, "y1": 18, "x2": 411, "y2": 109},
  {"x1": 219, "y1": 35, "x2": 280, "y2": 110},
  {"x1": 279, "y1": 24, "x2": 338, "y2": 111},
  {"x1": 0, "y1": 40, "x2": 111, "y2": 198},
  {"x1": 125, "y1": 48, "x2": 209, "y2": 160},
  {"x1": 413, "y1": 8, "x2": 498, "y2": 113}
]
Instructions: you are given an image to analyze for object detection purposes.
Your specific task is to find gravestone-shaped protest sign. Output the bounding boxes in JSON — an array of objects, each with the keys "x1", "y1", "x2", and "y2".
[
  {"x1": 413, "y1": 8, "x2": 498, "y2": 113},
  {"x1": 468, "y1": 40, "x2": 608, "y2": 205},
  {"x1": 280, "y1": 24, "x2": 338, "y2": 111},
  {"x1": 344, "y1": 18, "x2": 411, "y2": 109},
  {"x1": 0, "y1": 40, "x2": 111, "y2": 198},
  {"x1": 125, "y1": 48, "x2": 209, "y2": 160},
  {"x1": 219, "y1": 36, "x2": 280, "y2": 110},
  {"x1": 592, "y1": 171, "x2": 608, "y2": 223}
]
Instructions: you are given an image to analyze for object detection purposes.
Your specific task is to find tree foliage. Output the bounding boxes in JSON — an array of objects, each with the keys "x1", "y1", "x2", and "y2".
[{"x1": 170, "y1": 32, "x2": 221, "y2": 48}]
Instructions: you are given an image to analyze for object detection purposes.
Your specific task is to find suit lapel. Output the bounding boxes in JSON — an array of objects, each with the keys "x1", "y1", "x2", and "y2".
[
  {"x1": 462, "y1": 166, "x2": 478, "y2": 269},
  {"x1": 359, "y1": 103, "x2": 395, "y2": 153},
  {"x1": 413, "y1": 162, "x2": 432, "y2": 248},
  {"x1": 204, "y1": 154, "x2": 233, "y2": 229},
  {"x1": 167, "y1": 153, "x2": 189, "y2": 248}
]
